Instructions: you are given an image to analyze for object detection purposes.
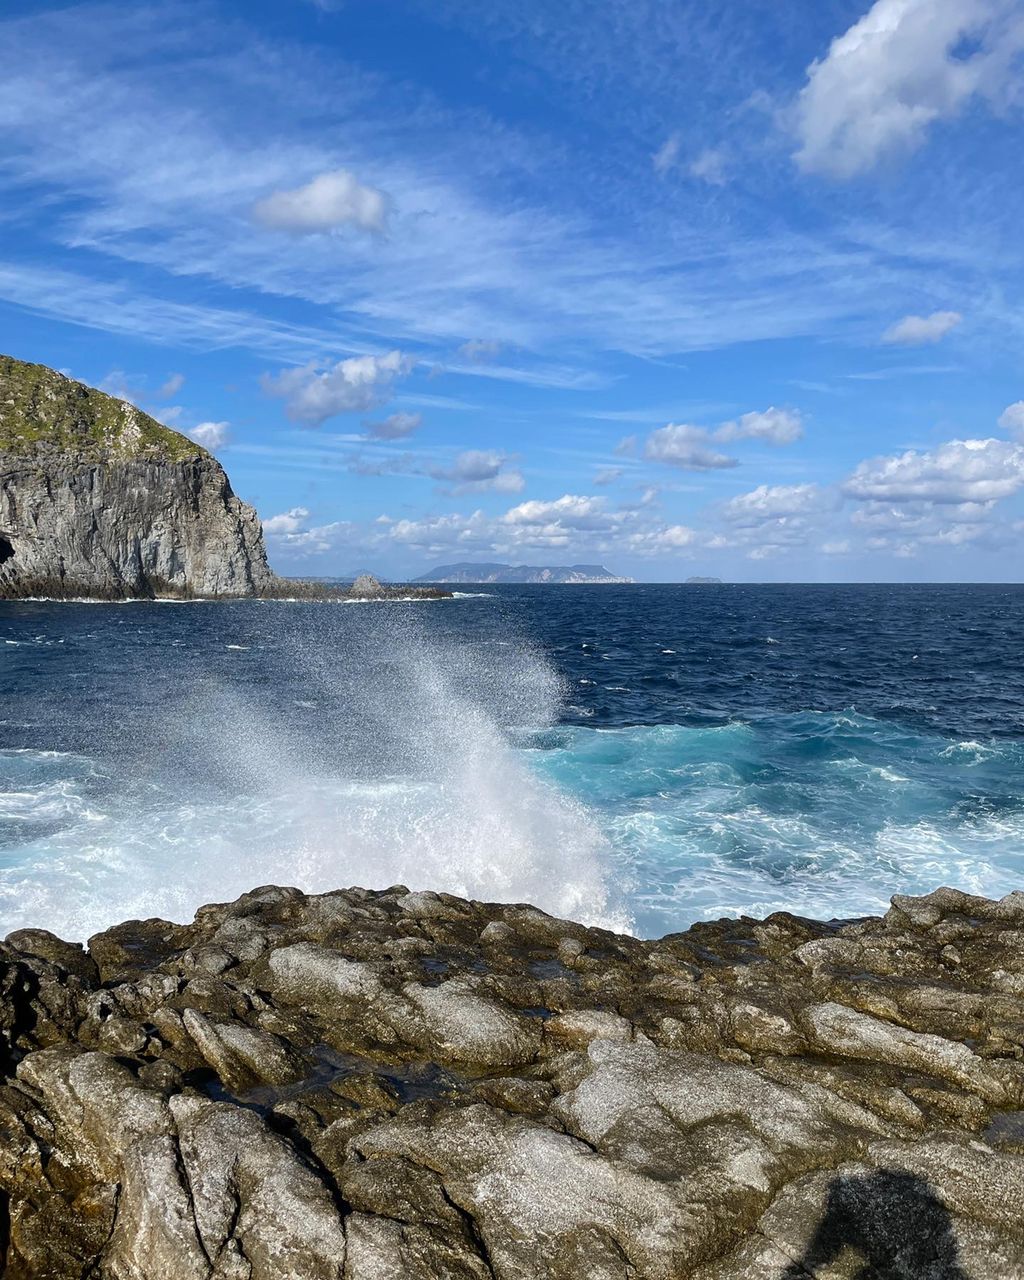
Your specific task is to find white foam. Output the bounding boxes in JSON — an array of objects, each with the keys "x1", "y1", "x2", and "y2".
[{"x1": 0, "y1": 626, "x2": 630, "y2": 940}]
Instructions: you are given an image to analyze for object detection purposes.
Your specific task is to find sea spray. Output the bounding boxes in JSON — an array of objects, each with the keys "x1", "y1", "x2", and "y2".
[{"x1": 0, "y1": 606, "x2": 630, "y2": 938}]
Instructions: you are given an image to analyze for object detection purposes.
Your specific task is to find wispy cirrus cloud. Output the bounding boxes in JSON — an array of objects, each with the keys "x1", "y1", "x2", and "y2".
[{"x1": 0, "y1": 0, "x2": 1004, "y2": 377}]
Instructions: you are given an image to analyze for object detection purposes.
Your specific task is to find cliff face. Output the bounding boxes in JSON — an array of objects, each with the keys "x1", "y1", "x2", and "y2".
[{"x1": 0, "y1": 355, "x2": 276, "y2": 598}]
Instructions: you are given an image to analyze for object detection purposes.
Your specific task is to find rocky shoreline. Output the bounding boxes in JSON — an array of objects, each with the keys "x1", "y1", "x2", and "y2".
[{"x1": 2, "y1": 883, "x2": 1023, "y2": 1277}]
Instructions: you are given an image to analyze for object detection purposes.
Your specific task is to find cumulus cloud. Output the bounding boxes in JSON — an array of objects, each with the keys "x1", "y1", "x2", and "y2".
[
  {"x1": 503, "y1": 494, "x2": 608, "y2": 528},
  {"x1": 262, "y1": 351, "x2": 411, "y2": 425},
  {"x1": 263, "y1": 507, "x2": 310, "y2": 535},
  {"x1": 261, "y1": 506, "x2": 358, "y2": 556},
  {"x1": 849, "y1": 497, "x2": 1006, "y2": 555},
  {"x1": 882, "y1": 310, "x2": 962, "y2": 346},
  {"x1": 252, "y1": 169, "x2": 387, "y2": 235},
  {"x1": 793, "y1": 0, "x2": 1024, "y2": 179},
  {"x1": 716, "y1": 407, "x2": 804, "y2": 445},
  {"x1": 366, "y1": 411, "x2": 422, "y2": 440},
  {"x1": 628, "y1": 524, "x2": 698, "y2": 552},
  {"x1": 158, "y1": 373, "x2": 184, "y2": 398},
  {"x1": 721, "y1": 483, "x2": 824, "y2": 525},
  {"x1": 998, "y1": 401, "x2": 1024, "y2": 439},
  {"x1": 431, "y1": 449, "x2": 524, "y2": 493},
  {"x1": 645, "y1": 424, "x2": 737, "y2": 471},
  {"x1": 844, "y1": 438, "x2": 1024, "y2": 504},
  {"x1": 188, "y1": 420, "x2": 230, "y2": 449},
  {"x1": 644, "y1": 408, "x2": 803, "y2": 469}
]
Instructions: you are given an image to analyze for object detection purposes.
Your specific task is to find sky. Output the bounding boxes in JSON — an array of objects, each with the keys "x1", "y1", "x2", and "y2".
[{"x1": 1, "y1": 0, "x2": 1023, "y2": 582}]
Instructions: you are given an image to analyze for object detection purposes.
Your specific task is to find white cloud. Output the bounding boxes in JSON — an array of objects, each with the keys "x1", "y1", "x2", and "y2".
[
  {"x1": 689, "y1": 148, "x2": 728, "y2": 186},
  {"x1": 998, "y1": 401, "x2": 1024, "y2": 439},
  {"x1": 503, "y1": 494, "x2": 609, "y2": 529},
  {"x1": 794, "y1": 0, "x2": 1024, "y2": 179},
  {"x1": 722, "y1": 483, "x2": 824, "y2": 525},
  {"x1": 432, "y1": 449, "x2": 524, "y2": 493},
  {"x1": 844, "y1": 438, "x2": 1024, "y2": 503},
  {"x1": 4, "y1": 3, "x2": 1021, "y2": 378},
  {"x1": 628, "y1": 524, "x2": 698, "y2": 553},
  {"x1": 158, "y1": 372, "x2": 184, "y2": 398},
  {"x1": 366, "y1": 411, "x2": 422, "y2": 440},
  {"x1": 262, "y1": 351, "x2": 411, "y2": 425},
  {"x1": 822, "y1": 540, "x2": 851, "y2": 554},
  {"x1": 716, "y1": 407, "x2": 804, "y2": 445},
  {"x1": 645, "y1": 424, "x2": 737, "y2": 471},
  {"x1": 882, "y1": 310, "x2": 962, "y2": 346},
  {"x1": 593, "y1": 466, "x2": 624, "y2": 486},
  {"x1": 654, "y1": 139, "x2": 727, "y2": 185},
  {"x1": 188, "y1": 421, "x2": 230, "y2": 449},
  {"x1": 263, "y1": 507, "x2": 311, "y2": 535},
  {"x1": 457, "y1": 339, "x2": 501, "y2": 363},
  {"x1": 848, "y1": 497, "x2": 1005, "y2": 555},
  {"x1": 252, "y1": 169, "x2": 387, "y2": 235},
  {"x1": 652, "y1": 134, "x2": 681, "y2": 174},
  {"x1": 273, "y1": 520, "x2": 352, "y2": 554}
]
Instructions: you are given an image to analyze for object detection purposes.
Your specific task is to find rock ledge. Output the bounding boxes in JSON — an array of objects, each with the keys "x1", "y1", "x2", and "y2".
[{"x1": 2, "y1": 883, "x2": 1023, "y2": 1277}]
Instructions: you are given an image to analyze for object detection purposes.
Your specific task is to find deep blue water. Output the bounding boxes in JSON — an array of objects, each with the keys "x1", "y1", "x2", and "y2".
[{"x1": 2, "y1": 584, "x2": 1022, "y2": 938}]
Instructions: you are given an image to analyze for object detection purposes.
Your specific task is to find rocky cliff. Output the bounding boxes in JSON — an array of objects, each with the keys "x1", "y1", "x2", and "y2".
[
  {"x1": 0, "y1": 354, "x2": 276, "y2": 599},
  {"x1": 1, "y1": 882, "x2": 1023, "y2": 1277}
]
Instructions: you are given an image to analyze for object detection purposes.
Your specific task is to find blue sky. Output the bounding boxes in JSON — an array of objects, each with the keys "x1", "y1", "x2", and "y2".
[{"x1": 2, "y1": 0, "x2": 1023, "y2": 581}]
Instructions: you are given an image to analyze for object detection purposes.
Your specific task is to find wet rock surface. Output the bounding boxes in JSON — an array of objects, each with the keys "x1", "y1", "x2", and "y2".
[{"x1": 1, "y1": 883, "x2": 1023, "y2": 1277}]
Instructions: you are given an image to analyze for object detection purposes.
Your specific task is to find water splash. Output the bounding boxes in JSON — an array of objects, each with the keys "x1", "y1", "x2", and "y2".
[{"x1": 0, "y1": 613, "x2": 630, "y2": 939}]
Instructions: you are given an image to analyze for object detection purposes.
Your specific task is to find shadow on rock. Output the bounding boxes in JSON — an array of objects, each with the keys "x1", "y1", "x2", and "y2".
[{"x1": 782, "y1": 1169, "x2": 968, "y2": 1279}]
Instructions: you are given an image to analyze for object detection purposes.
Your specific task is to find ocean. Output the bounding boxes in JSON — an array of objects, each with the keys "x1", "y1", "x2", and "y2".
[{"x1": 2, "y1": 583, "x2": 1022, "y2": 940}]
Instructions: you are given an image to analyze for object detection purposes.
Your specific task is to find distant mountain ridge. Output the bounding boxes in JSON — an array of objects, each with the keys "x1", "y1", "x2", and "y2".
[{"x1": 415, "y1": 562, "x2": 634, "y2": 584}]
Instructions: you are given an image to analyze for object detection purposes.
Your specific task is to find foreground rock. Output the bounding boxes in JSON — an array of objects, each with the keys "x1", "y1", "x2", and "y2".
[{"x1": 2, "y1": 884, "x2": 1023, "y2": 1277}]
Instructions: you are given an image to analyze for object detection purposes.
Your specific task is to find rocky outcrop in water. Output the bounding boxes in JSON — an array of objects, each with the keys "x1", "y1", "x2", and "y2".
[
  {"x1": 0, "y1": 354, "x2": 279, "y2": 599},
  {"x1": 1, "y1": 883, "x2": 1023, "y2": 1277}
]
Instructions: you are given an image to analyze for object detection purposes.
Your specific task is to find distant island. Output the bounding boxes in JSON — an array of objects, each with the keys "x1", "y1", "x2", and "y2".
[
  {"x1": 415, "y1": 562, "x2": 635, "y2": 584},
  {"x1": 685, "y1": 576, "x2": 723, "y2": 584}
]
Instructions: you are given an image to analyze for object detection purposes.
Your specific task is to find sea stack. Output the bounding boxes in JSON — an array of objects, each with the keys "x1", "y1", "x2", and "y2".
[{"x1": 0, "y1": 354, "x2": 277, "y2": 599}]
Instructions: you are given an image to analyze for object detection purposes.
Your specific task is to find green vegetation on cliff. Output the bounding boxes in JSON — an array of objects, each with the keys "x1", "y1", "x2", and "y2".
[{"x1": 0, "y1": 354, "x2": 205, "y2": 461}]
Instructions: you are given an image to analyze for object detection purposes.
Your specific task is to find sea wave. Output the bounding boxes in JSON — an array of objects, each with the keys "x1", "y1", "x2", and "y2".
[{"x1": 525, "y1": 711, "x2": 1024, "y2": 933}]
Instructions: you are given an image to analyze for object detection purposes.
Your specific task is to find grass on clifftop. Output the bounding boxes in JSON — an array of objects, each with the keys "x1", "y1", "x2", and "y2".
[{"x1": 0, "y1": 354, "x2": 207, "y2": 461}]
